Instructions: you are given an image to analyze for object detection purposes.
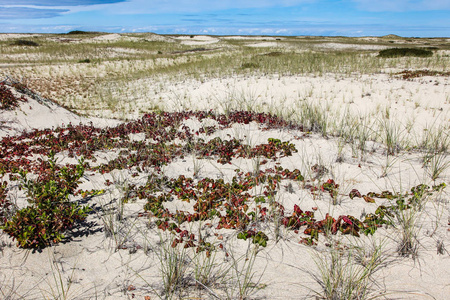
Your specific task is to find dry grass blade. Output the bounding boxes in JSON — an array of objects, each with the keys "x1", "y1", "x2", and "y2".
[
  {"x1": 156, "y1": 234, "x2": 190, "y2": 299},
  {"x1": 307, "y1": 238, "x2": 389, "y2": 300}
]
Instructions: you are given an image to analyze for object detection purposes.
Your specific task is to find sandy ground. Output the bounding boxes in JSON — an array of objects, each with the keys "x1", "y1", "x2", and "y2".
[
  {"x1": 90, "y1": 73, "x2": 449, "y2": 145},
  {"x1": 0, "y1": 85, "x2": 121, "y2": 138},
  {"x1": 314, "y1": 43, "x2": 389, "y2": 50},
  {"x1": 222, "y1": 36, "x2": 284, "y2": 41},
  {"x1": 0, "y1": 35, "x2": 449, "y2": 300},
  {"x1": 174, "y1": 35, "x2": 221, "y2": 46},
  {"x1": 0, "y1": 33, "x2": 42, "y2": 41}
]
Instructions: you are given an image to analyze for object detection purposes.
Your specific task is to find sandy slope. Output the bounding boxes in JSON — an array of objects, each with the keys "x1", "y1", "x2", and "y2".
[
  {"x1": 0, "y1": 56, "x2": 449, "y2": 299},
  {"x1": 101, "y1": 72, "x2": 449, "y2": 143},
  {"x1": 0, "y1": 84, "x2": 121, "y2": 138}
]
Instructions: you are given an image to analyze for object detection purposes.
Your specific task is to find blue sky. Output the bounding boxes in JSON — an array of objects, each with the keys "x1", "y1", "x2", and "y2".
[{"x1": 1, "y1": 1, "x2": 449, "y2": 37}]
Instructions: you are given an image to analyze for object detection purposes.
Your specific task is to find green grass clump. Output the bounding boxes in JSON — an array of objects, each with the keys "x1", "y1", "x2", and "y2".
[
  {"x1": 311, "y1": 242, "x2": 386, "y2": 300},
  {"x1": 78, "y1": 58, "x2": 91, "y2": 63},
  {"x1": 378, "y1": 48, "x2": 433, "y2": 58},
  {"x1": 241, "y1": 62, "x2": 260, "y2": 69}
]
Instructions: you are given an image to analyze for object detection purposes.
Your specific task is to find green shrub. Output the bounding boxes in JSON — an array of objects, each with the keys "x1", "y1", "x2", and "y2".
[
  {"x1": 10, "y1": 40, "x2": 39, "y2": 47},
  {"x1": 378, "y1": 48, "x2": 433, "y2": 58},
  {"x1": 1, "y1": 153, "x2": 90, "y2": 248},
  {"x1": 0, "y1": 180, "x2": 12, "y2": 225},
  {"x1": 0, "y1": 82, "x2": 28, "y2": 110},
  {"x1": 241, "y1": 62, "x2": 260, "y2": 69},
  {"x1": 263, "y1": 51, "x2": 283, "y2": 57},
  {"x1": 66, "y1": 30, "x2": 89, "y2": 35}
]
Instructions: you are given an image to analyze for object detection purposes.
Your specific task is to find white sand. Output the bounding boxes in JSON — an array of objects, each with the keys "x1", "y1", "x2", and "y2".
[
  {"x1": 246, "y1": 42, "x2": 280, "y2": 47},
  {"x1": 315, "y1": 43, "x2": 389, "y2": 50},
  {"x1": 106, "y1": 73, "x2": 449, "y2": 144},
  {"x1": 222, "y1": 36, "x2": 283, "y2": 41},
  {"x1": 173, "y1": 35, "x2": 221, "y2": 46},
  {"x1": 92, "y1": 33, "x2": 122, "y2": 41},
  {"x1": 0, "y1": 88, "x2": 121, "y2": 138},
  {"x1": 0, "y1": 33, "x2": 42, "y2": 41}
]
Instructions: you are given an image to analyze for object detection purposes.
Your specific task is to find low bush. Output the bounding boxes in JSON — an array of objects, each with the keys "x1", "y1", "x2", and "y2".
[
  {"x1": 263, "y1": 51, "x2": 283, "y2": 57},
  {"x1": 0, "y1": 82, "x2": 28, "y2": 110},
  {"x1": 1, "y1": 153, "x2": 91, "y2": 248},
  {"x1": 0, "y1": 180, "x2": 12, "y2": 225},
  {"x1": 378, "y1": 48, "x2": 433, "y2": 58},
  {"x1": 241, "y1": 62, "x2": 260, "y2": 69},
  {"x1": 10, "y1": 40, "x2": 39, "y2": 47},
  {"x1": 66, "y1": 30, "x2": 90, "y2": 35}
]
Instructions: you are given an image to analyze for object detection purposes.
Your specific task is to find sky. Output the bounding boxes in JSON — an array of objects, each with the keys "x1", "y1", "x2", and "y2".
[{"x1": 0, "y1": 0, "x2": 449, "y2": 37}]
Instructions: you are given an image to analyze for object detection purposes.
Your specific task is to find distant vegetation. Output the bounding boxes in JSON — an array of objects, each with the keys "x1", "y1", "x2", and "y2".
[
  {"x1": 241, "y1": 62, "x2": 260, "y2": 69},
  {"x1": 10, "y1": 40, "x2": 39, "y2": 47},
  {"x1": 262, "y1": 51, "x2": 283, "y2": 57},
  {"x1": 382, "y1": 34, "x2": 402, "y2": 39},
  {"x1": 66, "y1": 30, "x2": 99, "y2": 35},
  {"x1": 378, "y1": 48, "x2": 433, "y2": 58}
]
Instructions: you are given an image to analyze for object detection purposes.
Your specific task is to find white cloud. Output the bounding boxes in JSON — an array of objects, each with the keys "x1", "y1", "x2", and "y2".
[
  {"x1": 0, "y1": 1, "x2": 125, "y2": 6},
  {"x1": 352, "y1": 0, "x2": 450, "y2": 12},
  {"x1": 83, "y1": 0, "x2": 317, "y2": 15},
  {"x1": 0, "y1": 7, "x2": 68, "y2": 19},
  {"x1": 0, "y1": 0, "x2": 316, "y2": 15}
]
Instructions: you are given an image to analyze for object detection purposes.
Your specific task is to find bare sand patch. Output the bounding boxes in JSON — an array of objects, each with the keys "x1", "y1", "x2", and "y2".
[
  {"x1": 245, "y1": 42, "x2": 280, "y2": 48},
  {"x1": 92, "y1": 33, "x2": 122, "y2": 41},
  {"x1": 222, "y1": 36, "x2": 283, "y2": 41},
  {"x1": 0, "y1": 33, "x2": 42, "y2": 41},
  {"x1": 314, "y1": 43, "x2": 389, "y2": 50},
  {"x1": 173, "y1": 35, "x2": 221, "y2": 45}
]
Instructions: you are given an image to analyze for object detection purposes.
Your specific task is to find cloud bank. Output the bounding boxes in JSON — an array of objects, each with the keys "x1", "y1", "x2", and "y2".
[
  {"x1": 0, "y1": 7, "x2": 68, "y2": 19},
  {"x1": 0, "y1": 0, "x2": 126, "y2": 5},
  {"x1": 352, "y1": 0, "x2": 450, "y2": 12}
]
